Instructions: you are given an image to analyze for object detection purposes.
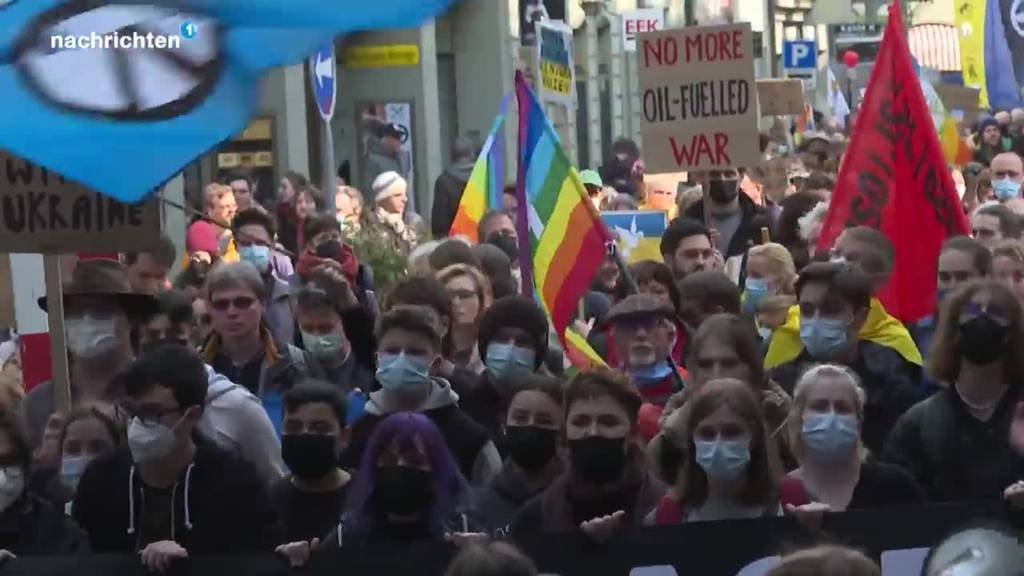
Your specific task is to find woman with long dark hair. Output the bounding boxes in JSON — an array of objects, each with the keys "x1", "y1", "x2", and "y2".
[
  {"x1": 883, "y1": 279, "x2": 1024, "y2": 503},
  {"x1": 649, "y1": 379, "x2": 807, "y2": 524}
]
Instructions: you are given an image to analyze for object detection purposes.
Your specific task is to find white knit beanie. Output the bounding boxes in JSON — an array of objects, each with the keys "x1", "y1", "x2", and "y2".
[{"x1": 372, "y1": 171, "x2": 407, "y2": 205}]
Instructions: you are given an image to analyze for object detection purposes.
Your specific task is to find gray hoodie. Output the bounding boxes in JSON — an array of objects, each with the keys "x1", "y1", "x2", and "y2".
[
  {"x1": 356, "y1": 377, "x2": 502, "y2": 488},
  {"x1": 196, "y1": 366, "x2": 286, "y2": 487},
  {"x1": 23, "y1": 365, "x2": 286, "y2": 489}
]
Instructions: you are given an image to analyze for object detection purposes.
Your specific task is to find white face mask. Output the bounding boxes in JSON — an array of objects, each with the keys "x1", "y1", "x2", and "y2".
[
  {"x1": 0, "y1": 466, "x2": 25, "y2": 512},
  {"x1": 127, "y1": 418, "x2": 176, "y2": 464},
  {"x1": 65, "y1": 314, "x2": 118, "y2": 358}
]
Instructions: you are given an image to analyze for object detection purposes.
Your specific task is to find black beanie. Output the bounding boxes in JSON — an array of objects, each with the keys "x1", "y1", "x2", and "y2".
[{"x1": 478, "y1": 296, "x2": 549, "y2": 369}]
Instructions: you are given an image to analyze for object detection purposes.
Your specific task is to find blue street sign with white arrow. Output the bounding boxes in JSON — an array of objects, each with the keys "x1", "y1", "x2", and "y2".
[
  {"x1": 310, "y1": 44, "x2": 336, "y2": 121},
  {"x1": 782, "y1": 39, "x2": 816, "y2": 70}
]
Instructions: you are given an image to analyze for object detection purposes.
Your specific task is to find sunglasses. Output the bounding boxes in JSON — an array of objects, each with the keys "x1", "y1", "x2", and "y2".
[{"x1": 210, "y1": 296, "x2": 256, "y2": 312}]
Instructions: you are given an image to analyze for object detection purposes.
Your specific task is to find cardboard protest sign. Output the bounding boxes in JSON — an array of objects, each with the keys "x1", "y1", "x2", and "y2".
[
  {"x1": 601, "y1": 210, "x2": 667, "y2": 264},
  {"x1": 622, "y1": 9, "x2": 665, "y2": 52},
  {"x1": 638, "y1": 23, "x2": 758, "y2": 172},
  {"x1": 0, "y1": 151, "x2": 162, "y2": 254},
  {"x1": 750, "y1": 156, "x2": 791, "y2": 202},
  {"x1": 757, "y1": 79, "x2": 805, "y2": 116},
  {"x1": 933, "y1": 83, "x2": 980, "y2": 111},
  {"x1": 536, "y1": 20, "x2": 575, "y2": 106}
]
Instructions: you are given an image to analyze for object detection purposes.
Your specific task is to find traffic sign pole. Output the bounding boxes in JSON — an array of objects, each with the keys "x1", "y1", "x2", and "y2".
[
  {"x1": 309, "y1": 43, "x2": 337, "y2": 215},
  {"x1": 321, "y1": 122, "x2": 336, "y2": 214},
  {"x1": 782, "y1": 39, "x2": 818, "y2": 101}
]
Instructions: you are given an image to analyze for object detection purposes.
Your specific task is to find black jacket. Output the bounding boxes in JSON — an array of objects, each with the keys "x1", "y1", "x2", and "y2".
[
  {"x1": 456, "y1": 371, "x2": 505, "y2": 448},
  {"x1": 683, "y1": 192, "x2": 770, "y2": 260},
  {"x1": 881, "y1": 388, "x2": 1024, "y2": 503},
  {"x1": 770, "y1": 341, "x2": 926, "y2": 453},
  {"x1": 431, "y1": 162, "x2": 474, "y2": 239},
  {"x1": 320, "y1": 509, "x2": 483, "y2": 548},
  {"x1": 0, "y1": 493, "x2": 88, "y2": 555},
  {"x1": 72, "y1": 440, "x2": 278, "y2": 554},
  {"x1": 339, "y1": 379, "x2": 501, "y2": 487},
  {"x1": 511, "y1": 461, "x2": 665, "y2": 536}
]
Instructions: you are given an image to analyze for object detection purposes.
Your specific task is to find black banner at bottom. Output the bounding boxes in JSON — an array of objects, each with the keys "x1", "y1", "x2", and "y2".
[{"x1": 0, "y1": 502, "x2": 1014, "y2": 576}]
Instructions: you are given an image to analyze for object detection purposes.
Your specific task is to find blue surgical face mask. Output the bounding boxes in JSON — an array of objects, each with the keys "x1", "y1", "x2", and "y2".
[
  {"x1": 629, "y1": 361, "x2": 674, "y2": 387},
  {"x1": 800, "y1": 317, "x2": 849, "y2": 358},
  {"x1": 239, "y1": 244, "x2": 271, "y2": 272},
  {"x1": 694, "y1": 439, "x2": 750, "y2": 482},
  {"x1": 757, "y1": 325, "x2": 773, "y2": 341},
  {"x1": 743, "y1": 278, "x2": 770, "y2": 313},
  {"x1": 485, "y1": 342, "x2": 536, "y2": 381},
  {"x1": 59, "y1": 455, "x2": 93, "y2": 493},
  {"x1": 801, "y1": 411, "x2": 859, "y2": 462},
  {"x1": 993, "y1": 177, "x2": 1021, "y2": 201},
  {"x1": 376, "y1": 352, "x2": 432, "y2": 392}
]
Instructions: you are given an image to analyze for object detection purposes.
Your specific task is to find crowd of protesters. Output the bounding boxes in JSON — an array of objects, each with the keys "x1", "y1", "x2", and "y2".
[{"x1": 0, "y1": 123, "x2": 1021, "y2": 575}]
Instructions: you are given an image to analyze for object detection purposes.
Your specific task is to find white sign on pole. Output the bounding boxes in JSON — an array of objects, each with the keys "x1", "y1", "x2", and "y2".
[
  {"x1": 622, "y1": 9, "x2": 665, "y2": 52},
  {"x1": 535, "y1": 19, "x2": 576, "y2": 106},
  {"x1": 637, "y1": 23, "x2": 759, "y2": 173}
]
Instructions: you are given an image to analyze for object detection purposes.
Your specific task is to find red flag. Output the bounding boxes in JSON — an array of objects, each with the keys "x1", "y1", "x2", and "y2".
[{"x1": 816, "y1": 0, "x2": 969, "y2": 323}]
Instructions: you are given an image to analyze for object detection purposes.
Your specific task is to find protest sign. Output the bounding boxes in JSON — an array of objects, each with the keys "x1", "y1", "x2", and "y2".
[
  {"x1": 8, "y1": 502, "x2": 1010, "y2": 576},
  {"x1": 933, "y1": 83, "x2": 980, "y2": 111},
  {"x1": 601, "y1": 210, "x2": 667, "y2": 263},
  {"x1": 757, "y1": 79, "x2": 805, "y2": 116},
  {"x1": 622, "y1": 9, "x2": 665, "y2": 52},
  {"x1": 637, "y1": 23, "x2": 759, "y2": 172},
  {"x1": 535, "y1": 20, "x2": 575, "y2": 106},
  {"x1": 817, "y1": 2, "x2": 969, "y2": 323},
  {"x1": 751, "y1": 156, "x2": 791, "y2": 202},
  {"x1": 0, "y1": 151, "x2": 161, "y2": 254}
]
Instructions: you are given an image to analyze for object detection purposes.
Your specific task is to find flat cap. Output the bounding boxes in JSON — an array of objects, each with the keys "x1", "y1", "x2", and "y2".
[{"x1": 605, "y1": 293, "x2": 675, "y2": 325}]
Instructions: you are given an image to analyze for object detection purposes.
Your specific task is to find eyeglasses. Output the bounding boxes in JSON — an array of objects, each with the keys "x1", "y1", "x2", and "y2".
[
  {"x1": 210, "y1": 296, "x2": 256, "y2": 312},
  {"x1": 938, "y1": 271, "x2": 976, "y2": 283},
  {"x1": 959, "y1": 302, "x2": 1010, "y2": 326},
  {"x1": 118, "y1": 402, "x2": 181, "y2": 427}
]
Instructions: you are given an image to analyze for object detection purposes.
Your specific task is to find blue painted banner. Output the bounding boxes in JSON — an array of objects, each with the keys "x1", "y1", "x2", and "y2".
[{"x1": 0, "y1": 0, "x2": 455, "y2": 203}]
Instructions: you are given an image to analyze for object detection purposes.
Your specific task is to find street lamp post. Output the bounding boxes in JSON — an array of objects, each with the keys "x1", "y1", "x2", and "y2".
[{"x1": 843, "y1": 49, "x2": 859, "y2": 113}]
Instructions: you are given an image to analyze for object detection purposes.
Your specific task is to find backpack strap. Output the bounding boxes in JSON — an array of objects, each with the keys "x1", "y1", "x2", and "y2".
[
  {"x1": 653, "y1": 494, "x2": 685, "y2": 525},
  {"x1": 778, "y1": 476, "x2": 810, "y2": 507}
]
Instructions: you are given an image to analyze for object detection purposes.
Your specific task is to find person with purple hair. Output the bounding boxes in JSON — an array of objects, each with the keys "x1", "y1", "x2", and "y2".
[{"x1": 275, "y1": 412, "x2": 484, "y2": 565}]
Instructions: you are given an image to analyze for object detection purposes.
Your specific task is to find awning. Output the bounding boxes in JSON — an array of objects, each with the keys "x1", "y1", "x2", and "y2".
[{"x1": 908, "y1": 23, "x2": 961, "y2": 72}]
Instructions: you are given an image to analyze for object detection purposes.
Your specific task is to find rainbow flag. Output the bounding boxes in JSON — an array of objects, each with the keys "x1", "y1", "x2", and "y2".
[
  {"x1": 564, "y1": 328, "x2": 607, "y2": 370},
  {"x1": 448, "y1": 94, "x2": 510, "y2": 241},
  {"x1": 514, "y1": 71, "x2": 613, "y2": 368},
  {"x1": 939, "y1": 114, "x2": 972, "y2": 166}
]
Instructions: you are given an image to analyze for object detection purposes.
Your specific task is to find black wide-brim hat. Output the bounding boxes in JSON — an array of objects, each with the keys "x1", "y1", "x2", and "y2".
[{"x1": 37, "y1": 259, "x2": 158, "y2": 319}]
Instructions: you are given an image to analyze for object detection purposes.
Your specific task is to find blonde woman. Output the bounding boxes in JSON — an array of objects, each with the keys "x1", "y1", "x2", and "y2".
[
  {"x1": 436, "y1": 264, "x2": 493, "y2": 373},
  {"x1": 743, "y1": 242, "x2": 797, "y2": 315},
  {"x1": 787, "y1": 364, "x2": 923, "y2": 511},
  {"x1": 335, "y1": 185, "x2": 365, "y2": 233},
  {"x1": 993, "y1": 240, "x2": 1024, "y2": 301}
]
